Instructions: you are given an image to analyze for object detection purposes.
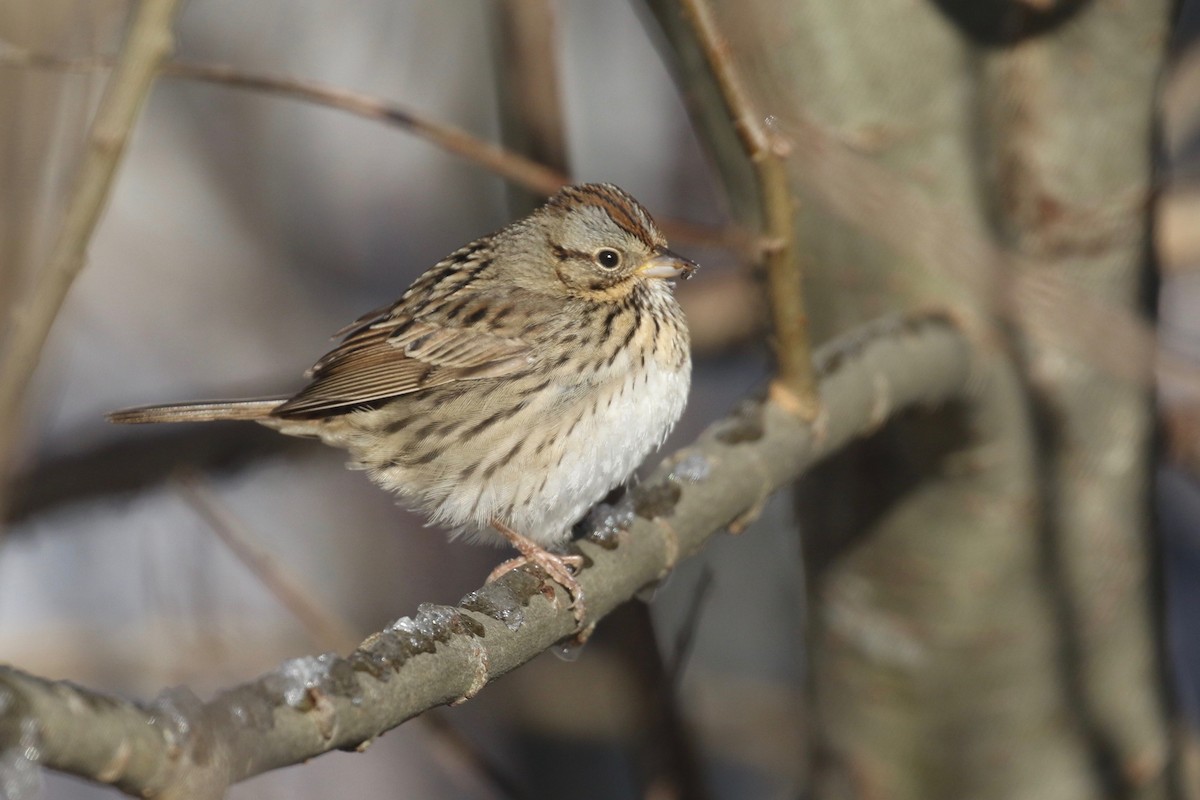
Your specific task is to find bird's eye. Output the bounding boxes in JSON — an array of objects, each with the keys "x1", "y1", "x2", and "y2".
[{"x1": 594, "y1": 248, "x2": 622, "y2": 270}]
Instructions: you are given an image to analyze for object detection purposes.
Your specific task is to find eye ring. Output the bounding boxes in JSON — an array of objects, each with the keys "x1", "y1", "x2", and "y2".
[{"x1": 594, "y1": 248, "x2": 622, "y2": 270}]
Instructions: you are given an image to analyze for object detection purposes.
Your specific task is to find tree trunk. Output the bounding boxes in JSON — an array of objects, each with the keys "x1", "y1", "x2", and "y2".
[{"x1": 642, "y1": 0, "x2": 1182, "y2": 797}]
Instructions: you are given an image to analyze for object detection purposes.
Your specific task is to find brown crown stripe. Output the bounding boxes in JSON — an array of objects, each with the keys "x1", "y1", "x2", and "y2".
[
  {"x1": 553, "y1": 184, "x2": 661, "y2": 249},
  {"x1": 577, "y1": 185, "x2": 659, "y2": 248}
]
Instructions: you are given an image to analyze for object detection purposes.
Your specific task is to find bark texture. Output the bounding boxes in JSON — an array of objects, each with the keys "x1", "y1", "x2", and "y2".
[
  {"x1": 0, "y1": 314, "x2": 970, "y2": 798},
  {"x1": 642, "y1": 0, "x2": 1179, "y2": 797}
]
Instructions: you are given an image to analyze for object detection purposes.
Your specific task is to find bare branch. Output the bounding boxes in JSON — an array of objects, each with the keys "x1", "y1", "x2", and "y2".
[
  {"x1": 176, "y1": 474, "x2": 527, "y2": 800},
  {"x1": 721, "y1": 108, "x2": 1180, "y2": 391},
  {"x1": 161, "y1": 63, "x2": 747, "y2": 253},
  {"x1": 673, "y1": 0, "x2": 820, "y2": 419},
  {"x1": 492, "y1": 0, "x2": 570, "y2": 214},
  {"x1": 0, "y1": 0, "x2": 181, "y2": 517},
  {"x1": 165, "y1": 60, "x2": 569, "y2": 197},
  {"x1": 0, "y1": 313, "x2": 971, "y2": 798},
  {"x1": 175, "y1": 473, "x2": 362, "y2": 655},
  {"x1": 666, "y1": 566, "x2": 714, "y2": 688},
  {"x1": 3, "y1": 425, "x2": 302, "y2": 528},
  {"x1": 0, "y1": 43, "x2": 750, "y2": 255}
]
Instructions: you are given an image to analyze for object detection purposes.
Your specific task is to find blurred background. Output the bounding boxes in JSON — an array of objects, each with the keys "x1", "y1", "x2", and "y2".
[{"x1": 0, "y1": 1, "x2": 1196, "y2": 798}]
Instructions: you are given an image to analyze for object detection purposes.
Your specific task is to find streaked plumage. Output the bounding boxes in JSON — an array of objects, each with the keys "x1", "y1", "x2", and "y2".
[{"x1": 110, "y1": 184, "x2": 695, "y2": 612}]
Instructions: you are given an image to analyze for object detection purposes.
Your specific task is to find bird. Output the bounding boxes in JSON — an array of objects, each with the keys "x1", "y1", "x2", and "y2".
[{"x1": 109, "y1": 183, "x2": 697, "y2": 624}]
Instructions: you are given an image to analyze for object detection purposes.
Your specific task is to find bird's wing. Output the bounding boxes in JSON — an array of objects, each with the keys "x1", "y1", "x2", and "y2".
[{"x1": 272, "y1": 289, "x2": 534, "y2": 418}]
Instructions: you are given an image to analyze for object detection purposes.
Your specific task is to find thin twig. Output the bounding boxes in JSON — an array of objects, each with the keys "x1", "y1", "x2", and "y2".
[
  {"x1": 0, "y1": 42, "x2": 751, "y2": 254},
  {"x1": 175, "y1": 472, "x2": 529, "y2": 800},
  {"x1": 174, "y1": 471, "x2": 361, "y2": 655},
  {"x1": 675, "y1": 0, "x2": 819, "y2": 419},
  {"x1": 421, "y1": 712, "x2": 531, "y2": 800},
  {"x1": 164, "y1": 63, "x2": 747, "y2": 253},
  {"x1": 667, "y1": 565, "x2": 714, "y2": 691},
  {"x1": 0, "y1": 0, "x2": 181, "y2": 516},
  {"x1": 494, "y1": 0, "x2": 568, "y2": 172},
  {"x1": 165, "y1": 60, "x2": 569, "y2": 196},
  {"x1": 613, "y1": 602, "x2": 713, "y2": 800},
  {"x1": 0, "y1": 313, "x2": 971, "y2": 799},
  {"x1": 4, "y1": 425, "x2": 302, "y2": 527}
]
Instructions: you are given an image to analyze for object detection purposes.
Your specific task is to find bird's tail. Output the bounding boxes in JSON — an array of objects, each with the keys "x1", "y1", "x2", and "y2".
[{"x1": 107, "y1": 398, "x2": 287, "y2": 424}]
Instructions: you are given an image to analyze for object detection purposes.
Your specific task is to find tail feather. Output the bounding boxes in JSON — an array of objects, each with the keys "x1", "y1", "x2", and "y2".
[{"x1": 107, "y1": 398, "x2": 287, "y2": 424}]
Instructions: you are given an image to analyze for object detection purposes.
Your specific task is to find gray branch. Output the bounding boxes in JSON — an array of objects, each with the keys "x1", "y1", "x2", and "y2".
[{"x1": 0, "y1": 313, "x2": 972, "y2": 799}]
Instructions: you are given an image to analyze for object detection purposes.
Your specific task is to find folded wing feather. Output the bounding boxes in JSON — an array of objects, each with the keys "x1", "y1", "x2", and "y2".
[{"x1": 273, "y1": 310, "x2": 530, "y2": 418}]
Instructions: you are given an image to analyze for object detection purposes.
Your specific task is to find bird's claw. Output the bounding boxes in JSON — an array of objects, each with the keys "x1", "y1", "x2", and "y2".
[{"x1": 488, "y1": 551, "x2": 586, "y2": 627}]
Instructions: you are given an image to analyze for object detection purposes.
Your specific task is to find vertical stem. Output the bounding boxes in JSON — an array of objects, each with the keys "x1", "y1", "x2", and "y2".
[
  {"x1": 982, "y1": 5, "x2": 1177, "y2": 793},
  {"x1": 491, "y1": 0, "x2": 571, "y2": 213},
  {"x1": 0, "y1": 0, "x2": 181, "y2": 515},
  {"x1": 673, "y1": 0, "x2": 819, "y2": 420}
]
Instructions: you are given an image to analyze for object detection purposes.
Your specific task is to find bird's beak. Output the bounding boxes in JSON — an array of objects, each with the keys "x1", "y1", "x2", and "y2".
[{"x1": 638, "y1": 248, "x2": 699, "y2": 281}]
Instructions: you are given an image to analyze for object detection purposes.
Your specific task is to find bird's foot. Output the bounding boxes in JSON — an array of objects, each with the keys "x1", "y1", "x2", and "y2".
[{"x1": 488, "y1": 520, "x2": 586, "y2": 627}]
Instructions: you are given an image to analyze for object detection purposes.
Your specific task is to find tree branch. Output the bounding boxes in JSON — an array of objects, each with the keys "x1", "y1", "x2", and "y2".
[
  {"x1": 983, "y1": 10, "x2": 1172, "y2": 789},
  {"x1": 665, "y1": 0, "x2": 820, "y2": 418},
  {"x1": 3, "y1": 425, "x2": 303, "y2": 527},
  {"x1": 176, "y1": 472, "x2": 362, "y2": 655},
  {"x1": 165, "y1": 60, "x2": 569, "y2": 198},
  {"x1": 491, "y1": 0, "x2": 570, "y2": 214},
  {"x1": 0, "y1": 312, "x2": 971, "y2": 799},
  {"x1": 0, "y1": 0, "x2": 181, "y2": 518},
  {"x1": 0, "y1": 43, "x2": 751, "y2": 255}
]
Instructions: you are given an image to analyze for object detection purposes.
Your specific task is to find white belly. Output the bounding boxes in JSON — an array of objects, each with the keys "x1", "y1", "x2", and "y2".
[
  {"x1": 525, "y1": 357, "x2": 690, "y2": 543},
  {"x1": 437, "y1": 350, "x2": 690, "y2": 547}
]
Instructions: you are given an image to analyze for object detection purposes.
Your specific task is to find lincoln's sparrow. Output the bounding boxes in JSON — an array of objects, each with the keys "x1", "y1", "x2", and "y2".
[{"x1": 110, "y1": 183, "x2": 696, "y2": 621}]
